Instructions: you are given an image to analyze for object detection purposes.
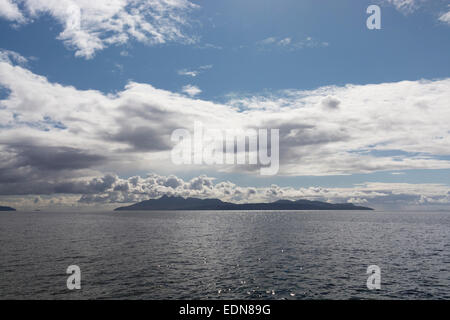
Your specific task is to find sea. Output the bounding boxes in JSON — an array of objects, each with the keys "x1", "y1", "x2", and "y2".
[{"x1": 0, "y1": 210, "x2": 449, "y2": 300}]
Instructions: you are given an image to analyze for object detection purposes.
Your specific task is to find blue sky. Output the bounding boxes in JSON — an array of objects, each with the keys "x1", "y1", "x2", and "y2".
[
  {"x1": 0, "y1": 0, "x2": 449, "y2": 210},
  {"x1": 2, "y1": 0, "x2": 449, "y2": 99}
]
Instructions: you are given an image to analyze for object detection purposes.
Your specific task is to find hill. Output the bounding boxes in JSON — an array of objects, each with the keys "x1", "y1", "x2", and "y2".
[
  {"x1": 114, "y1": 195, "x2": 373, "y2": 211},
  {"x1": 0, "y1": 206, "x2": 16, "y2": 211}
]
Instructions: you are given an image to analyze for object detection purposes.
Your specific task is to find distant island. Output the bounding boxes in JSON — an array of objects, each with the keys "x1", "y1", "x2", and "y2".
[
  {"x1": 114, "y1": 195, "x2": 373, "y2": 211},
  {"x1": 0, "y1": 205, "x2": 16, "y2": 211}
]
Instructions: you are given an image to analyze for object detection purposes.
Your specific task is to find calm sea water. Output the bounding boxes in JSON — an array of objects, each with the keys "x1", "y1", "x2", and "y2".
[{"x1": 0, "y1": 210, "x2": 449, "y2": 300}]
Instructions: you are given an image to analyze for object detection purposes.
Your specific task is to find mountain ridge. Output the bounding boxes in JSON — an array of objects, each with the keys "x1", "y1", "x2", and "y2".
[
  {"x1": 0, "y1": 206, "x2": 16, "y2": 211},
  {"x1": 114, "y1": 195, "x2": 373, "y2": 211}
]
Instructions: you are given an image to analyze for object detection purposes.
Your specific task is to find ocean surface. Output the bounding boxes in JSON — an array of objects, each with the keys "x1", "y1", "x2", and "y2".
[{"x1": 0, "y1": 210, "x2": 449, "y2": 300}]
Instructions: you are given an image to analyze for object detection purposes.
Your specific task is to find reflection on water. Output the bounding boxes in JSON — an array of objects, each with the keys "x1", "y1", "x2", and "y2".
[{"x1": 0, "y1": 210, "x2": 449, "y2": 299}]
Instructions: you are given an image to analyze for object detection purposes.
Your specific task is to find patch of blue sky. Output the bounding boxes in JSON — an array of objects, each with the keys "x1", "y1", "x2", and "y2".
[{"x1": 1, "y1": 0, "x2": 449, "y2": 102}]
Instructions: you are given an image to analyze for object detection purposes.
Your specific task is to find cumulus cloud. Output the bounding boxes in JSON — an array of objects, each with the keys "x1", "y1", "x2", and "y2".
[
  {"x1": 3, "y1": 172, "x2": 447, "y2": 211},
  {"x1": 0, "y1": 0, "x2": 199, "y2": 59},
  {"x1": 0, "y1": 0, "x2": 23, "y2": 21},
  {"x1": 1, "y1": 49, "x2": 450, "y2": 179},
  {"x1": 182, "y1": 84, "x2": 201, "y2": 96}
]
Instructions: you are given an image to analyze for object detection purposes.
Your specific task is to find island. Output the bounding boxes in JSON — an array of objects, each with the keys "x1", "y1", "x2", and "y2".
[
  {"x1": 114, "y1": 195, "x2": 373, "y2": 211},
  {"x1": 0, "y1": 205, "x2": 16, "y2": 211}
]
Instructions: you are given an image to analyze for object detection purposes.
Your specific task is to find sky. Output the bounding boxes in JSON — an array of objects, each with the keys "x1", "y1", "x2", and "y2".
[{"x1": 0, "y1": 0, "x2": 449, "y2": 211}]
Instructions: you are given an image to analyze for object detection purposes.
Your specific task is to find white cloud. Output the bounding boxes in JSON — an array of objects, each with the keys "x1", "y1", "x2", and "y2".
[
  {"x1": 256, "y1": 36, "x2": 329, "y2": 51},
  {"x1": 0, "y1": 48, "x2": 28, "y2": 65},
  {"x1": 1, "y1": 50, "x2": 450, "y2": 202},
  {"x1": 278, "y1": 37, "x2": 291, "y2": 46},
  {"x1": 178, "y1": 69, "x2": 198, "y2": 77},
  {"x1": 438, "y1": 6, "x2": 450, "y2": 25},
  {"x1": 0, "y1": 0, "x2": 199, "y2": 59},
  {"x1": 181, "y1": 84, "x2": 201, "y2": 96},
  {"x1": 78, "y1": 175, "x2": 449, "y2": 210},
  {"x1": 178, "y1": 64, "x2": 212, "y2": 77},
  {"x1": 384, "y1": 0, "x2": 418, "y2": 13},
  {"x1": 0, "y1": 0, "x2": 23, "y2": 21},
  {"x1": 383, "y1": 0, "x2": 450, "y2": 23},
  {"x1": 258, "y1": 37, "x2": 276, "y2": 45},
  {"x1": 3, "y1": 172, "x2": 449, "y2": 210}
]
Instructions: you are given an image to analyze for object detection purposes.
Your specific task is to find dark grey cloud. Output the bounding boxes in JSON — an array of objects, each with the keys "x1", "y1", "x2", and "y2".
[
  {"x1": 105, "y1": 103, "x2": 184, "y2": 152},
  {"x1": 0, "y1": 174, "x2": 117, "y2": 196},
  {"x1": 321, "y1": 96, "x2": 341, "y2": 109},
  {"x1": 0, "y1": 144, "x2": 108, "y2": 195},
  {"x1": 53, "y1": 175, "x2": 117, "y2": 194},
  {"x1": 108, "y1": 126, "x2": 172, "y2": 152},
  {"x1": 12, "y1": 145, "x2": 106, "y2": 171}
]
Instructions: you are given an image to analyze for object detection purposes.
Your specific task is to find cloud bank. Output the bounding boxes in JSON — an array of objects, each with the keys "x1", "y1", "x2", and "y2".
[
  {"x1": 1, "y1": 172, "x2": 449, "y2": 211},
  {"x1": 1, "y1": 49, "x2": 450, "y2": 208}
]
